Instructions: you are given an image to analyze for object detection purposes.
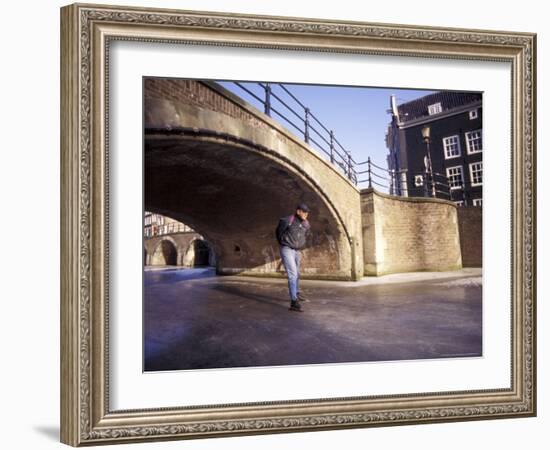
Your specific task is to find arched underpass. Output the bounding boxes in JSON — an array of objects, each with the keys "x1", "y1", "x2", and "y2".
[
  {"x1": 144, "y1": 80, "x2": 364, "y2": 280},
  {"x1": 189, "y1": 239, "x2": 212, "y2": 267},
  {"x1": 144, "y1": 232, "x2": 216, "y2": 268},
  {"x1": 150, "y1": 238, "x2": 178, "y2": 266},
  {"x1": 145, "y1": 134, "x2": 355, "y2": 279}
]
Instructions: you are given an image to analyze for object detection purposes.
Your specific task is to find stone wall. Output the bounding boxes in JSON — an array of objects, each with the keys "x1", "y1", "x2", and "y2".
[
  {"x1": 144, "y1": 232, "x2": 215, "y2": 267},
  {"x1": 456, "y1": 207, "x2": 482, "y2": 267},
  {"x1": 361, "y1": 189, "x2": 462, "y2": 275}
]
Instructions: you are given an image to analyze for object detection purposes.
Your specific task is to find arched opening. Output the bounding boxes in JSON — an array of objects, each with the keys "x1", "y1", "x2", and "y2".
[
  {"x1": 144, "y1": 88, "x2": 361, "y2": 279},
  {"x1": 192, "y1": 239, "x2": 211, "y2": 267},
  {"x1": 151, "y1": 239, "x2": 178, "y2": 266},
  {"x1": 145, "y1": 136, "x2": 350, "y2": 278},
  {"x1": 183, "y1": 238, "x2": 215, "y2": 268}
]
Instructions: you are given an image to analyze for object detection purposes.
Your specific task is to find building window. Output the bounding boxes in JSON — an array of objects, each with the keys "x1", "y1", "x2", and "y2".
[
  {"x1": 469, "y1": 162, "x2": 483, "y2": 186},
  {"x1": 473, "y1": 198, "x2": 482, "y2": 207},
  {"x1": 466, "y1": 130, "x2": 483, "y2": 153},
  {"x1": 469, "y1": 109, "x2": 479, "y2": 120},
  {"x1": 443, "y1": 135, "x2": 462, "y2": 159},
  {"x1": 455, "y1": 200, "x2": 465, "y2": 207},
  {"x1": 446, "y1": 165, "x2": 464, "y2": 190},
  {"x1": 428, "y1": 102, "x2": 442, "y2": 115}
]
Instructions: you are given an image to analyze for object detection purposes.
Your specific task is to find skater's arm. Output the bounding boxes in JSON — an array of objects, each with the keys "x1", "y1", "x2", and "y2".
[{"x1": 275, "y1": 218, "x2": 288, "y2": 244}]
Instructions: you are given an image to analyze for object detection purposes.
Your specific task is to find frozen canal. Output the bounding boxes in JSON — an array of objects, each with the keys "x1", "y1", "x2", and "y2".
[{"x1": 144, "y1": 268, "x2": 482, "y2": 371}]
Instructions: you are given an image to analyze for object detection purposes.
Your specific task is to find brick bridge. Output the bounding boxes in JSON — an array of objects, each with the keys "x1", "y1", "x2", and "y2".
[
  {"x1": 144, "y1": 79, "x2": 480, "y2": 279},
  {"x1": 144, "y1": 232, "x2": 215, "y2": 268}
]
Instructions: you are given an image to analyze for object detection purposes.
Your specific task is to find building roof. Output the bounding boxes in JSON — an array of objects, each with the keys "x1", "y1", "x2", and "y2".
[{"x1": 397, "y1": 91, "x2": 482, "y2": 123}]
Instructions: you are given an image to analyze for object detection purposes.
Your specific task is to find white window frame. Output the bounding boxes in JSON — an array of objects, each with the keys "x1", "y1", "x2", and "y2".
[
  {"x1": 469, "y1": 161, "x2": 483, "y2": 187},
  {"x1": 428, "y1": 102, "x2": 442, "y2": 115},
  {"x1": 466, "y1": 129, "x2": 483, "y2": 154},
  {"x1": 443, "y1": 135, "x2": 462, "y2": 159},
  {"x1": 454, "y1": 200, "x2": 465, "y2": 207},
  {"x1": 446, "y1": 165, "x2": 464, "y2": 190},
  {"x1": 473, "y1": 198, "x2": 482, "y2": 207},
  {"x1": 469, "y1": 109, "x2": 479, "y2": 120}
]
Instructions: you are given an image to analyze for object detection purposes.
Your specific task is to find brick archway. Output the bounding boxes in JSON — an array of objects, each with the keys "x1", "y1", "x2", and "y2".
[
  {"x1": 144, "y1": 80, "x2": 364, "y2": 280},
  {"x1": 150, "y1": 237, "x2": 179, "y2": 266},
  {"x1": 182, "y1": 238, "x2": 213, "y2": 267}
]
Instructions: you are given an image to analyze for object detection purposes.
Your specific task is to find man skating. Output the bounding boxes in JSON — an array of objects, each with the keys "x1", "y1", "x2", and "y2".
[{"x1": 275, "y1": 203, "x2": 311, "y2": 312}]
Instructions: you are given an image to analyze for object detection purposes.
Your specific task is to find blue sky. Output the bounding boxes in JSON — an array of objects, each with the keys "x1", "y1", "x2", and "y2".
[{"x1": 219, "y1": 80, "x2": 433, "y2": 189}]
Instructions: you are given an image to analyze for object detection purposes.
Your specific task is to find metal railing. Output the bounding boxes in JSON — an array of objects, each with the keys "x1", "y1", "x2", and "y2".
[
  {"x1": 354, "y1": 157, "x2": 393, "y2": 190},
  {"x1": 353, "y1": 158, "x2": 480, "y2": 205},
  {"x1": 231, "y1": 82, "x2": 357, "y2": 182},
  {"x1": 228, "y1": 82, "x2": 480, "y2": 205}
]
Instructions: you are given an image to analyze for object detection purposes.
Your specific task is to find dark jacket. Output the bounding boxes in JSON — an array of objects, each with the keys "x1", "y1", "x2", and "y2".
[{"x1": 275, "y1": 215, "x2": 311, "y2": 250}]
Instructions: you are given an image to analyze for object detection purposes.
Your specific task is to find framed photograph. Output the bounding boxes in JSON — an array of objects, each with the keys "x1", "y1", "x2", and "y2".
[{"x1": 60, "y1": 3, "x2": 536, "y2": 446}]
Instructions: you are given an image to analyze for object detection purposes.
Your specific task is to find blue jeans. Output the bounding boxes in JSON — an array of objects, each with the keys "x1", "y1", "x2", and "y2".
[{"x1": 280, "y1": 245, "x2": 301, "y2": 302}]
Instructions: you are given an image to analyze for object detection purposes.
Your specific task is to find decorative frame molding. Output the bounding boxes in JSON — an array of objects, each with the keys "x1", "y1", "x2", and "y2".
[{"x1": 60, "y1": 3, "x2": 536, "y2": 446}]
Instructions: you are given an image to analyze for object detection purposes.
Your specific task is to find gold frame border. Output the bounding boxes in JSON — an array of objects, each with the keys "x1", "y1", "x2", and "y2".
[{"x1": 60, "y1": 3, "x2": 536, "y2": 446}]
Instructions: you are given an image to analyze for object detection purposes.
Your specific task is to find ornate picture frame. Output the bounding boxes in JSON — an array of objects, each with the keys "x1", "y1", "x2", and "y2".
[{"x1": 60, "y1": 3, "x2": 536, "y2": 446}]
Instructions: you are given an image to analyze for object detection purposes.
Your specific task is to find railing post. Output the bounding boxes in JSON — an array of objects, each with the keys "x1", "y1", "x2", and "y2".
[
  {"x1": 424, "y1": 171, "x2": 429, "y2": 197},
  {"x1": 329, "y1": 130, "x2": 335, "y2": 164},
  {"x1": 347, "y1": 152, "x2": 352, "y2": 180},
  {"x1": 461, "y1": 180, "x2": 466, "y2": 205},
  {"x1": 400, "y1": 170, "x2": 408, "y2": 197},
  {"x1": 304, "y1": 108, "x2": 310, "y2": 144},
  {"x1": 367, "y1": 157, "x2": 372, "y2": 189},
  {"x1": 264, "y1": 83, "x2": 271, "y2": 116}
]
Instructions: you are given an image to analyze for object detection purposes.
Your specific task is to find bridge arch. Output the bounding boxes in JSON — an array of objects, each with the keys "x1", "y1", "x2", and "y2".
[
  {"x1": 144, "y1": 79, "x2": 364, "y2": 280},
  {"x1": 150, "y1": 237, "x2": 179, "y2": 266},
  {"x1": 182, "y1": 237, "x2": 214, "y2": 267}
]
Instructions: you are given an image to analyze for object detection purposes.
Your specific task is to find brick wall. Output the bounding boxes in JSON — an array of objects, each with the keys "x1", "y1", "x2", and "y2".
[
  {"x1": 361, "y1": 189, "x2": 462, "y2": 275},
  {"x1": 456, "y1": 207, "x2": 482, "y2": 267},
  {"x1": 144, "y1": 78, "x2": 272, "y2": 132}
]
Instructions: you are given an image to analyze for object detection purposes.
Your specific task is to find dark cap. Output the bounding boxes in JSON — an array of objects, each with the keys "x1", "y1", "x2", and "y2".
[{"x1": 296, "y1": 203, "x2": 310, "y2": 213}]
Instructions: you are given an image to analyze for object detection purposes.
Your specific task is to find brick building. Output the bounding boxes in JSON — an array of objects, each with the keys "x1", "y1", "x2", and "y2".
[
  {"x1": 144, "y1": 211, "x2": 194, "y2": 237},
  {"x1": 386, "y1": 91, "x2": 483, "y2": 206}
]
